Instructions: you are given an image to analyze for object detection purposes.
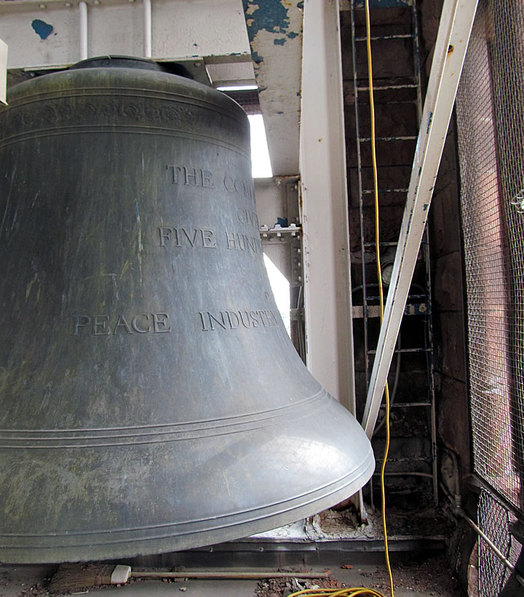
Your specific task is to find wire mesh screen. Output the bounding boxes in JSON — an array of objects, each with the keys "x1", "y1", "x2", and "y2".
[
  {"x1": 477, "y1": 489, "x2": 521, "y2": 596},
  {"x1": 456, "y1": 0, "x2": 524, "y2": 514}
]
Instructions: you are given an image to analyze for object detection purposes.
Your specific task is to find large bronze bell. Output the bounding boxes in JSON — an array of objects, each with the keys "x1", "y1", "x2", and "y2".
[{"x1": 0, "y1": 57, "x2": 374, "y2": 563}]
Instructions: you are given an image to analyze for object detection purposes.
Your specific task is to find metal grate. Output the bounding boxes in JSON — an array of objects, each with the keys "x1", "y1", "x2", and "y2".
[
  {"x1": 456, "y1": 0, "x2": 524, "y2": 515},
  {"x1": 477, "y1": 489, "x2": 520, "y2": 596}
]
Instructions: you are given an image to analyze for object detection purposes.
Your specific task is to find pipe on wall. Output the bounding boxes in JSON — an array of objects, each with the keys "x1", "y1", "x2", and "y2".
[
  {"x1": 144, "y1": 0, "x2": 152, "y2": 58},
  {"x1": 79, "y1": 0, "x2": 88, "y2": 60}
]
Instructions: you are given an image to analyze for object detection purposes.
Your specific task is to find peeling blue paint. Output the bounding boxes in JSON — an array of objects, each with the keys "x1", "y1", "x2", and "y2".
[
  {"x1": 273, "y1": 37, "x2": 287, "y2": 45},
  {"x1": 287, "y1": 31, "x2": 299, "y2": 39},
  {"x1": 423, "y1": 203, "x2": 429, "y2": 211},
  {"x1": 31, "y1": 19, "x2": 54, "y2": 40},
  {"x1": 243, "y1": 0, "x2": 290, "y2": 39},
  {"x1": 426, "y1": 111, "x2": 433, "y2": 134},
  {"x1": 297, "y1": 1, "x2": 304, "y2": 8},
  {"x1": 251, "y1": 50, "x2": 264, "y2": 64}
]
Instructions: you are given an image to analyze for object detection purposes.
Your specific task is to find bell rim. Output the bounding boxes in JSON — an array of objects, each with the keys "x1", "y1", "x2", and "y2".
[{"x1": 0, "y1": 445, "x2": 374, "y2": 564}]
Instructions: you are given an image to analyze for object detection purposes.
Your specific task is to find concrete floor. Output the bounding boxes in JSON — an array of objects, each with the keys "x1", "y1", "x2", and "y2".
[{"x1": 0, "y1": 557, "x2": 463, "y2": 596}]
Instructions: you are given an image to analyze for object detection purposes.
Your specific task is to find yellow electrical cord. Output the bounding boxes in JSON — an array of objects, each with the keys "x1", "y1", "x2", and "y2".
[
  {"x1": 364, "y1": 0, "x2": 395, "y2": 593},
  {"x1": 290, "y1": 2, "x2": 394, "y2": 597},
  {"x1": 287, "y1": 589, "x2": 386, "y2": 597}
]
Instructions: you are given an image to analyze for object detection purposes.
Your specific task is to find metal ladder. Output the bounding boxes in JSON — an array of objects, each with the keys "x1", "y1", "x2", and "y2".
[{"x1": 349, "y1": 0, "x2": 438, "y2": 505}]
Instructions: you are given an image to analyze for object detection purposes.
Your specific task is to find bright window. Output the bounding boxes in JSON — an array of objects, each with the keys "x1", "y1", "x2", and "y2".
[{"x1": 248, "y1": 114, "x2": 273, "y2": 178}]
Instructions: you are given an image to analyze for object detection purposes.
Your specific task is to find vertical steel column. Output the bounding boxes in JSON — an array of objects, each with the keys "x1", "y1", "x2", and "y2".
[
  {"x1": 299, "y1": 0, "x2": 356, "y2": 412},
  {"x1": 411, "y1": 0, "x2": 423, "y2": 124},
  {"x1": 79, "y1": 1, "x2": 88, "y2": 60},
  {"x1": 362, "y1": 0, "x2": 479, "y2": 438},
  {"x1": 350, "y1": 0, "x2": 370, "y2": 390},
  {"x1": 144, "y1": 0, "x2": 152, "y2": 58}
]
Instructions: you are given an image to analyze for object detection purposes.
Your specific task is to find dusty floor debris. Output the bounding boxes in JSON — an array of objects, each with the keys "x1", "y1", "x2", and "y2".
[{"x1": 0, "y1": 555, "x2": 462, "y2": 597}]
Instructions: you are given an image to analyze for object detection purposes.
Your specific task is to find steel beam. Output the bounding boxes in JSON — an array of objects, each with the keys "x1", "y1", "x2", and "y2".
[
  {"x1": 299, "y1": 0, "x2": 356, "y2": 412},
  {"x1": 362, "y1": 0, "x2": 479, "y2": 437}
]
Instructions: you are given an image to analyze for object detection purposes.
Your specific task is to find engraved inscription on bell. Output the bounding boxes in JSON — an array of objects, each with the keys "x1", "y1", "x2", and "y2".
[
  {"x1": 73, "y1": 313, "x2": 171, "y2": 335},
  {"x1": 199, "y1": 309, "x2": 278, "y2": 331},
  {"x1": 158, "y1": 226, "x2": 217, "y2": 249},
  {"x1": 166, "y1": 164, "x2": 214, "y2": 188},
  {"x1": 225, "y1": 231, "x2": 261, "y2": 253}
]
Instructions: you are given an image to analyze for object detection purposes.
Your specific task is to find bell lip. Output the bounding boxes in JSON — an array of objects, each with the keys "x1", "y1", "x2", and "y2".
[{"x1": 0, "y1": 448, "x2": 374, "y2": 564}]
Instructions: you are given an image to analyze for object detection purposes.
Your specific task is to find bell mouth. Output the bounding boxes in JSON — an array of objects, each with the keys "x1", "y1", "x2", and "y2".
[{"x1": 0, "y1": 389, "x2": 374, "y2": 564}]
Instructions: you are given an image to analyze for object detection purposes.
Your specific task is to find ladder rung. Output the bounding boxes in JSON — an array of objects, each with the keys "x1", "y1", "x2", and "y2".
[
  {"x1": 363, "y1": 297, "x2": 429, "y2": 304},
  {"x1": 365, "y1": 294, "x2": 429, "y2": 301},
  {"x1": 368, "y1": 347, "x2": 431, "y2": 355},
  {"x1": 355, "y1": 34, "x2": 415, "y2": 42},
  {"x1": 356, "y1": 84, "x2": 418, "y2": 92},
  {"x1": 362, "y1": 188, "x2": 408, "y2": 194},
  {"x1": 365, "y1": 294, "x2": 429, "y2": 302},
  {"x1": 362, "y1": 241, "x2": 429, "y2": 249},
  {"x1": 363, "y1": 241, "x2": 398, "y2": 247},
  {"x1": 359, "y1": 135, "x2": 417, "y2": 142},
  {"x1": 352, "y1": 302, "x2": 429, "y2": 319},
  {"x1": 375, "y1": 457, "x2": 433, "y2": 464},
  {"x1": 380, "y1": 100, "x2": 419, "y2": 107},
  {"x1": 372, "y1": 473, "x2": 435, "y2": 479},
  {"x1": 392, "y1": 402, "x2": 433, "y2": 408}
]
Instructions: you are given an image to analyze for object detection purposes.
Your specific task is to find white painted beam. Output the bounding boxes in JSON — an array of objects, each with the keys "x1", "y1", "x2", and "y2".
[
  {"x1": 243, "y1": 1, "x2": 303, "y2": 176},
  {"x1": 0, "y1": 0, "x2": 251, "y2": 70},
  {"x1": 0, "y1": 39, "x2": 6, "y2": 104},
  {"x1": 362, "y1": 0, "x2": 479, "y2": 437},
  {"x1": 299, "y1": 0, "x2": 355, "y2": 412}
]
